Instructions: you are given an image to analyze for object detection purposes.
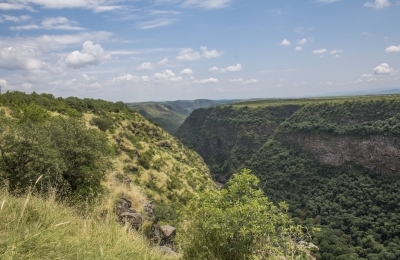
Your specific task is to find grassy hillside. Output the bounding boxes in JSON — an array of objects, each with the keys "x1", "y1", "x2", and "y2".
[
  {"x1": 127, "y1": 99, "x2": 237, "y2": 134},
  {"x1": 0, "y1": 92, "x2": 312, "y2": 259},
  {"x1": 177, "y1": 95, "x2": 400, "y2": 259}
]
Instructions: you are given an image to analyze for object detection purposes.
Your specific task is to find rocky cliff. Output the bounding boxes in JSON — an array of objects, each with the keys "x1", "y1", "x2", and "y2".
[{"x1": 177, "y1": 96, "x2": 400, "y2": 259}]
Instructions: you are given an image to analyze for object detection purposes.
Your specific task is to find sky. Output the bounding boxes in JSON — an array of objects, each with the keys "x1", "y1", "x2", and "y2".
[{"x1": 0, "y1": 0, "x2": 399, "y2": 102}]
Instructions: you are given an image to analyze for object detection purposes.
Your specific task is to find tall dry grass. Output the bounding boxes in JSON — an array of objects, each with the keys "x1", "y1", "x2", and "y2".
[{"x1": 0, "y1": 188, "x2": 178, "y2": 260}]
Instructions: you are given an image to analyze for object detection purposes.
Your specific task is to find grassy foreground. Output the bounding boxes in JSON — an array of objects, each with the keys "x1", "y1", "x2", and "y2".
[{"x1": 0, "y1": 190, "x2": 178, "y2": 260}]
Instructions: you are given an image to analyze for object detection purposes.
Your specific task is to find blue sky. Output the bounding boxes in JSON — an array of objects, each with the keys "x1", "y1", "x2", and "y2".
[{"x1": 0, "y1": 0, "x2": 399, "y2": 102}]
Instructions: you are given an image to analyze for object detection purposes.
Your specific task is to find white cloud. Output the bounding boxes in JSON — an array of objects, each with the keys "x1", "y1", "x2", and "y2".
[
  {"x1": 193, "y1": 78, "x2": 219, "y2": 84},
  {"x1": 107, "y1": 74, "x2": 145, "y2": 86},
  {"x1": 335, "y1": 54, "x2": 340, "y2": 58},
  {"x1": 182, "y1": 0, "x2": 233, "y2": 9},
  {"x1": 298, "y1": 38, "x2": 307, "y2": 45},
  {"x1": 325, "y1": 81, "x2": 334, "y2": 86},
  {"x1": 210, "y1": 64, "x2": 242, "y2": 73},
  {"x1": 226, "y1": 64, "x2": 242, "y2": 72},
  {"x1": 11, "y1": 17, "x2": 84, "y2": 30},
  {"x1": 281, "y1": 39, "x2": 291, "y2": 46},
  {"x1": 93, "y1": 5, "x2": 126, "y2": 13},
  {"x1": 0, "y1": 79, "x2": 8, "y2": 91},
  {"x1": 2, "y1": 15, "x2": 31, "y2": 22},
  {"x1": 154, "y1": 70, "x2": 182, "y2": 82},
  {"x1": 136, "y1": 62, "x2": 154, "y2": 71},
  {"x1": 362, "y1": 73, "x2": 372, "y2": 77},
  {"x1": 176, "y1": 48, "x2": 201, "y2": 61},
  {"x1": 200, "y1": 46, "x2": 223, "y2": 59},
  {"x1": 364, "y1": 0, "x2": 391, "y2": 9},
  {"x1": 385, "y1": 45, "x2": 400, "y2": 53},
  {"x1": 157, "y1": 58, "x2": 169, "y2": 65},
  {"x1": 3, "y1": 0, "x2": 125, "y2": 12},
  {"x1": 313, "y1": 48, "x2": 327, "y2": 54},
  {"x1": 0, "y1": 3, "x2": 34, "y2": 11},
  {"x1": 0, "y1": 46, "x2": 43, "y2": 70},
  {"x1": 180, "y1": 68, "x2": 193, "y2": 75},
  {"x1": 137, "y1": 19, "x2": 177, "y2": 29},
  {"x1": 330, "y1": 49, "x2": 342, "y2": 54},
  {"x1": 229, "y1": 78, "x2": 258, "y2": 84},
  {"x1": 49, "y1": 78, "x2": 101, "y2": 91},
  {"x1": 82, "y1": 74, "x2": 97, "y2": 82},
  {"x1": 65, "y1": 41, "x2": 110, "y2": 69},
  {"x1": 295, "y1": 46, "x2": 302, "y2": 51},
  {"x1": 373, "y1": 63, "x2": 395, "y2": 75}
]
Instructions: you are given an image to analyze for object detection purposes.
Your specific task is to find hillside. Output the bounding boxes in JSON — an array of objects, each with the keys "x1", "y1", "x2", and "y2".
[
  {"x1": 177, "y1": 95, "x2": 400, "y2": 259},
  {"x1": 0, "y1": 92, "x2": 312, "y2": 259},
  {"x1": 127, "y1": 99, "x2": 237, "y2": 134}
]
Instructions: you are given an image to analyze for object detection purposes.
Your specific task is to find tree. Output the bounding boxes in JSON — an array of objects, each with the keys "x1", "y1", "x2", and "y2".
[{"x1": 180, "y1": 169, "x2": 313, "y2": 260}]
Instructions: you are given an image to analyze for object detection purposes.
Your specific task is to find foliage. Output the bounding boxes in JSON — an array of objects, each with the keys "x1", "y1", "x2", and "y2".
[
  {"x1": 91, "y1": 116, "x2": 114, "y2": 132},
  {"x1": 0, "y1": 114, "x2": 111, "y2": 200},
  {"x1": 180, "y1": 169, "x2": 313, "y2": 260}
]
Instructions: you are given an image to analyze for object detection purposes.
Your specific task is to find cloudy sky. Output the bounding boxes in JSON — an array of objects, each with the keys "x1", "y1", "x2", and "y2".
[{"x1": 0, "y1": 0, "x2": 399, "y2": 102}]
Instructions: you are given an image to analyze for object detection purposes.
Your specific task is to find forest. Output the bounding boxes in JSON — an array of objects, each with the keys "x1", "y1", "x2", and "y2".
[{"x1": 177, "y1": 95, "x2": 400, "y2": 260}]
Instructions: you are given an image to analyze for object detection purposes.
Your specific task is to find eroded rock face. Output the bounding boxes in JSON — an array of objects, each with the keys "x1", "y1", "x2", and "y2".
[
  {"x1": 280, "y1": 134, "x2": 400, "y2": 175},
  {"x1": 116, "y1": 196, "x2": 142, "y2": 230},
  {"x1": 148, "y1": 224, "x2": 176, "y2": 250}
]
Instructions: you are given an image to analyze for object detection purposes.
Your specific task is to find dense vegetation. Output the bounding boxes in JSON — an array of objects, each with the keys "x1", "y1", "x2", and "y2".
[
  {"x1": 178, "y1": 95, "x2": 400, "y2": 259},
  {"x1": 127, "y1": 99, "x2": 237, "y2": 134},
  {"x1": 176, "y1": 104, "x2": 301, "y2": 182},
  {"x1": 0, "y1": 92, "x2": 312, "y2": 259},
  {"x1": 180, "y1": 168, "x2": 316, "y2": 260}
]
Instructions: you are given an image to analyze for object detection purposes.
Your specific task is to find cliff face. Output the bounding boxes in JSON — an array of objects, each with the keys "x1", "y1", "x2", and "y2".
[
  {"x1": 177, "y1": 96, "x2": 400, "y2": 259},
  {"x1": 176, "y1": 104, "x2": 301, "y2": 182}
]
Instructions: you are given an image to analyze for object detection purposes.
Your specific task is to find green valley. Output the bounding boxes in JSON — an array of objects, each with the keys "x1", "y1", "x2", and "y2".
[{"x1": 176, "y1": 95, "x2": 400, "y2": 260}]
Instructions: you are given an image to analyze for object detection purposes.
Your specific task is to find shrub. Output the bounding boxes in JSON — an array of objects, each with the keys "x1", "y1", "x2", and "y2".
[{"x1": 180, "y1": 169, "x2": 311, "y2": 260}]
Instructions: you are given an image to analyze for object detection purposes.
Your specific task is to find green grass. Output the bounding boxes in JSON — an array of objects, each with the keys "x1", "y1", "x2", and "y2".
[
  {"x1": 0, "y1": 190, "x2": 179, "y2": 260},
  {"x1": 231, "y1": 94, "x2": 400, "y2": 108}
]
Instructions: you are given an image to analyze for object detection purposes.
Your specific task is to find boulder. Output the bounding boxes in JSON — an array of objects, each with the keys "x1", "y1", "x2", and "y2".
[{"x1": 116, "y1": 196, "x2": 142, "y2": 230}]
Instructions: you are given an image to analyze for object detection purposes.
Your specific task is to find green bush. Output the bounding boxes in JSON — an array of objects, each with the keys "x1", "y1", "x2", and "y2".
[
  {"x1": 180, "y1": 169, "x2": 312, "y2": 260},
  {"x1": 91, "y1": 116, "x2": 114, "y2": 132}
]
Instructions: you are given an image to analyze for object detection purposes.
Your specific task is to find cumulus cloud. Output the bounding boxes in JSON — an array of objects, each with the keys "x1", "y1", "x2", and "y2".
[
  {"x1": 107, "y1": 74, "x2": 148, "y2": 86},
  {"x1": 226, "y1": 64, "x2": 242, "y2": 72},
  {"x1": 180, "y1": 68, "x2": 193, "y2": 75},
  {"x1": 1, "y1": 0, "x2": 126, "y2": 12},
  {"x1": 65, "y1": 41, "x2": 110, "y2": 69},
  {"x1": 313, "y1": 48, "x2": 327, "y2": 54},
  {"x1": 136, "y1": 62, "x2": 154, "y2": 71},
  {"x1": 298, "y1": 38, "x2": 307, "y2": 45},
  {"x1": 2, "y1": 15, "x2": 31, "y2": 22},
  {"x1": 364, "y1": 0, "x2": 391, "y2": 9},
  {"x1": 229, "y1": 78, "x2": 258, "y2": 84},
  {"x1": 182, "y1": 0, "x2": 233, "y2": 9},
  {"x1": 362, "y1": 73, "x2": 372, "y2": 77},
  {"x1": 157, "y1": 58, "x2": 169, "y2": 65},
  {"x1": 209, "y1": 64, "x2": 242, "y2": 73},
  {"x1": 137, "y1": 19, "x2": 177, "y2": 29},
  {"x1": 176, "y1": 48, "x2": 201, "y2": 61},
  {"x1": 200, "y1": 46, "x2": 223, "y2": 58},
  {"x1": 193, "y1": 78, "x2": 219, "y2": 84},
  {"x1": 11, "y1": 17, "x2": 84, "y2": 30},
  {"x1": 325, "y1": 81, "x2": 334, "y2": 86},
  {"x1": 0, "y1": 46, "x2": 42, "y2": 70},
  {"x1": 0, "y1": 3, "x2": 33, "y2": 11},
  {"x1": 154, "y1": 70, "x2": 183, "y2": 82},
  {"x1": 373, "y1": 63, "x2": 395, "y2": 75},
  {"x1": 295, "y1": 46, "x2": 302, "y2": 51},
  {"x1": 385, "y1": 45, "x2": 400, "y2": 53},
  {"x1": 316, "y1": 0, "x2": 341, "y2": 3},
  {"x1": 281, "y1": 39, "x2": 291, "y2": 46},
  {"x1": 330, "y1": 49, "x2": 342, "y2": 54}
]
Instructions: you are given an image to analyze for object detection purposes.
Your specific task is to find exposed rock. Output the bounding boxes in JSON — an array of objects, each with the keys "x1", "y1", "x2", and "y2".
[
  {"x1": 116, "y1": 196, "x2": 142, "y2": 230},
  {"x1": 143, "y1": 201, "x2": 156, "y2": 221},
  {"x1": 148, "y1": 224, "x2": 176, "y2": 251}
]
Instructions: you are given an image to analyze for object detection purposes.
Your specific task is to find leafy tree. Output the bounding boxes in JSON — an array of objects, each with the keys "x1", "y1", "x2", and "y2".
[{"x1": 180, "y1": 169, "x2": 313, "y2": 260}]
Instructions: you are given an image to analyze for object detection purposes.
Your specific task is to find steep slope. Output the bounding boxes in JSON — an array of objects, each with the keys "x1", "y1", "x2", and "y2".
[
  {"x1": 177, "y1": 96, "x2": 400, "y2": 259},
  {"x1": 0, "y1": 91, "x2": 215, "y2": 223},
  {"x1": 127, "y1": 99, "x2": 237, "y2": 134},
  {"x1": 176, "y1": 104, "x2": 302, "y2": 182}
]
